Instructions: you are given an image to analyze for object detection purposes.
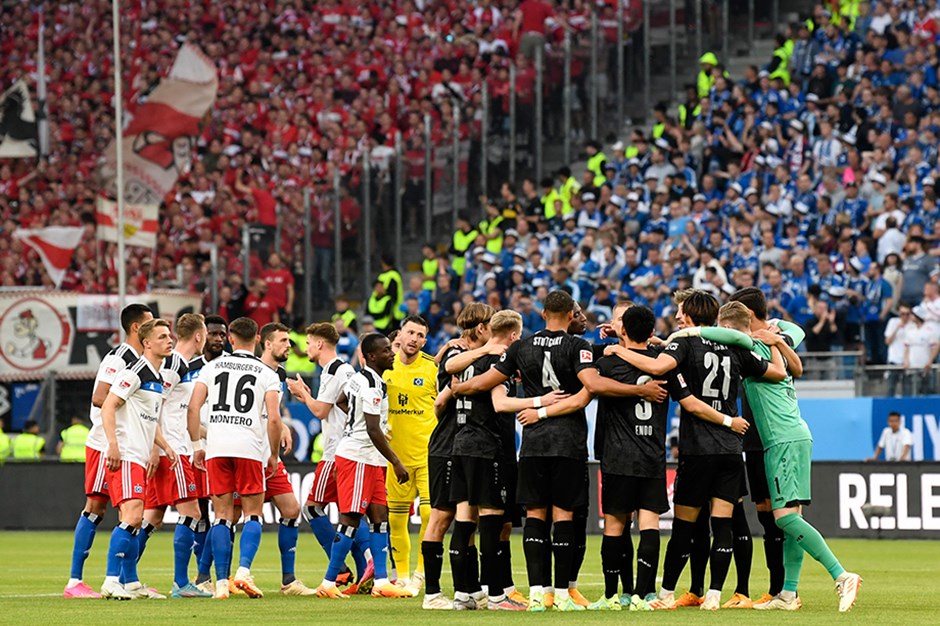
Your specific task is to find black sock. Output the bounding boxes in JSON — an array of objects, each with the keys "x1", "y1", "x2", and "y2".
[
  {"x1": 571, "y1": 510, "x2": 587, "y2": 587},
  {"x1": 498, "y1": 539, "x2": 513, "y2": 590},
  {"x1": 552, "y1": 521, "x2": 575, "y2": 591},
  {"x1": 758, "y1": 511, "x2": 785, "y2": 596},
  {"x1": 732, "y1": 502, "x2": 753, "y2": 597},
  {"x1": 661, "y1": 518, "x2": 695, "y2": 591},
  {"x1": 467, "y1": 545, "x2": 482, "y2": 593},
  {"x1": 422, "y1": 540, "x2": 445, "y2": 595},
  {"x1": 620, "y1": 533, "x2": 634, "y2": 595},
  {"x1": 708, "y1": 516, "x2": 734, "y2": 592},
  {"x1": 523, "y1": 518, "x2": 548, "y2": 588},
  {"x1": 635, "y1": 529, "x2": 660, "y2": 597},
  {"x1": 689, "y1": 513, "x2": 710, "y2": 596},
  {"x1": 479, "y1": 516, "x2": 502, "y2": 597},
  {"x1": 601, "y1": 534, "x2": 624, "y2": 599},
  {"x1": 449, "y1": 521, "x2": 476, "y2": 594}
]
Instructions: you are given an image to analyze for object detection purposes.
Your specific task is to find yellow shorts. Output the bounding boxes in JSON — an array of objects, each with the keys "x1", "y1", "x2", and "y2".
[{"x1": 386, "y1": 463, "x2": 430, "y2": 506}]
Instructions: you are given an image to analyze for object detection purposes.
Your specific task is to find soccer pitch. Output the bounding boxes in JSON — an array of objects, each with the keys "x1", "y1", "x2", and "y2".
[{"x1": 1, "y1": 532, "x2": 936, "y2": 625}]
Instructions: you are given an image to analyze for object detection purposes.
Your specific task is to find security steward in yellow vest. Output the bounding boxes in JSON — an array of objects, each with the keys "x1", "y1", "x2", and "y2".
[
  {"x1": 331, "y1": 294, "x2": 359, "y2": 334},
  {"x1": 0, "y1": 421, "x2": 11, "y2": 464},
  {"x1": 13, "y1": 420, "x2": 44, "y2": 461},
  {"x1": 449, "y1": 211, "x2": 478, "y2": 277},
  {"x1": 540, "y1": 177, "x2": 562, "y2": 222},
  {"x1": 698, "y1": 52, "x2": 718, "y2": 99},
  {"x1": 768, "y1": 34, "x2": 791, "y2": 87},
  {"x1": 479, "y1": 202, "x2": 505, "y2": 254},
  {"x1": 310, "y1": 432, "x2": 325, "y2": 464},
  {"x1": 367, "y1": 280, "x2": 396, "y2": 332},
  {"x1": 58, "y1": 417, "x2": 89, "y2": 462},
  {"x1": 420, "y1": 244, "x2": 439, "y2": 291},
  {"x1": 584, "y1": 140, "x2": 608, "y2": 187},
  {"x1": 377, "y1": 253, "x2": 405, "y2": 322},
  {"x1": 556, "y1": 166, "x2": 581, "y2": 217},
  {"x1": 678, "y1": 85, "x2": 702, "y2": 129}
]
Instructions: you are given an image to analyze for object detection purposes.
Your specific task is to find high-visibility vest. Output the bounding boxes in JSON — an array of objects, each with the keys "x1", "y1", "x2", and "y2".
[
  {"x1": 367, "y1": 292, "x2": 394, "y2": 331},
  {"x1": 12, "y1": 432, "x2": 43, "y2": 461},
  {"x1": 378, "y1": 269, "x2": 405, "y2": 321},
  {"x1": 422, "y1": 257, "x2": 439, "y2": 291},
  {"x1": 451, "y1": 228, "x2": 478, "y2": 276},
  {"x1": 559, "y1": 176, "x2": 581, "y2": 217},
  {"x1": 769, "y1": 46, "x2": 790, "y2": 86},
  {"x1": 697, "y1": 69, "x2": 715, "y2": 99},
  {"x1": 0, "y1": 432, "x2": 10, "y2": 463},
  {"x1": 678, "y1": 103, "x2": 702, "y2": 128},
  {"x1": 59, "y1": 424, "x2": 89, "y2": 462},
  {"x1": 286, "y1": 331, "x2": 317, "y2": 376},
  {"x1": 542, "y1": 188, "x2": 562, "y2": 220},
  {"x1": 586, "y1": 152, "x2": 608, "y2": 186},
  {"x1": 625, "y1": 146, "x2": 639, "y2": 159},
  {"x1": 331, "y1": 309, "x2": 357, "y2": 332},
  {"x1": 652, "y1": 122, "x2": 666, "y2": 139},
  {"x1": 479, "y1": 214, "x2": 505, "y2": 254},
  {"x1": 311, "y1": 432, "x2": 325, "y2": 464}
]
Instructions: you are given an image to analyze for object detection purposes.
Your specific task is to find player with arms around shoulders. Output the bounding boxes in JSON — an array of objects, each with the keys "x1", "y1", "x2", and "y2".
[
  {"x1": 701, "y1": 302, "x2": 862, "y2": 612},
  {"x1": 187, "y1": 317, "x2": 284, "y2": 600},
  {"x1": 98, "y1": 319, "x2": 176, "y2": 599},
  {"x1": 605, "y1": 290, "x2": 787, "y2": 611},
  {"x1": 288, "y1": 322, "x2": 368, "y2": 591},
  {"x1": 314, "y1": 333, "x2": 412, "y2": 599},
  {"x1": 452, "y1": 290, "x2": 667, "y2": 613},
  {"x1": 64, "y1": 304, "x2": 153, "y2": 599},
  {"x1": 139, "y1": 314, "x2": 210, "y2": 598}
]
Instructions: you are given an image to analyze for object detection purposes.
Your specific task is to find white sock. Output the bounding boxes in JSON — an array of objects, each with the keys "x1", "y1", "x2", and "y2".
[
  {"x1": 471, "y1": 589, "x2": 486, "y2": 600},
  {"x1": 556, "y1": 589, "x2": 570, "y2": 602},
  {"x1": 104, "y1": 576, "x2": 120, "y2": 584},
  {"x1": 320, "y1": 579, "x2": 335, "y2": 589},
  {"x1": 780, "y1": 590, "x2": 796, "y2": 601},
  {"x1": 235, "y1": 566, "x2": 250, "y2": 579},
  {"x1": 504, "y1": 585, "x2": 516, "y2": 596},
  {"x1": 545, "y1": 585, "x2": 555, "y2": 594},
  {"x1": 374, "y1": 577, "x2": 390, "y2": 587},
  {"x1": 706, "y1": 589, "x2": 721, "y2": 601},
  {"x1": 455, "y1": 591, "x2": 470, "y2": 601},
  {"x1": 489, "y1": 593, "x2": 506, "y2": 603},
  {"x1": 480, "y1": 584, "x2": 488, "y2": 596},
  {"x1": 569, "y1": 580, "x2": 578, "y2": 589},
  {"x1": 530, "y1": 585, "x2": 543, "y2": 595},
  {"x1": 659, "y1": 588, "x2": 674, "y2": 599},
  {"x1": 67, "y1": 578, "x2": 81, "y2": 588}
]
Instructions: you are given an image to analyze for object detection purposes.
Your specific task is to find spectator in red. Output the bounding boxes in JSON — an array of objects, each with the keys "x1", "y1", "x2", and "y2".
[
  {"x1": 261, "y1": 251, "x2": 295, "y2": 321},
  {"x1": 244, "y1": 278, "x2": 279, "y2": 326},
  {"x1": 514, "y1": 0, "x2": 562, "y2": 60}
]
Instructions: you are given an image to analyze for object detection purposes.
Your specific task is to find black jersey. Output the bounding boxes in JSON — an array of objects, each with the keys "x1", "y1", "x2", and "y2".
[
  {"x1": 595, "y1": 348, "x2": 678, "y2": 477},
  {"x1": 664, "y1": 335, "x2": 768, "y2": 456},
  {"x1": 452, "y1": 354, "x2": 511, "y2": 459},
  {"x1": 495, "y1": 329, "x2": 594, "y2": 460},
  {"x1": 428, "y1": 345, "x2": 465, "y2": 459}
]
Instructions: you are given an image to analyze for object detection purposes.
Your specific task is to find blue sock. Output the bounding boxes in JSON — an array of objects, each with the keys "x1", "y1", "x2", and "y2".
[
  {"x1": 174, "y1": 518, "x2": 198, "y2": 588},
  {"x1": 370, "y1": 522, "x2": 389, "y2": 580},
  {"x1": 238, "y1": 516, "x2": 263, "y2": 570},
  {"x1": 308, "y1": 510, "x2": 337, "y2": 558},
  {"x1": 211, "y1": 521, "x2": 234, "y2": 580},
  {"x1": 279, "y1": 518, "x2": 299, "y2": 585},
  {"x1": 352, "y1": 517, "x2": 371, "y2": 578},
  {"x1": 120, "y1": 527, "x2": 140, "y2": 584},
  {"x1": 135, "y1": 521, "x2": 155, "y2": 562},
  {"x1": 193, "y1": 519, "x2": 208, "y2": 561},
  {"x1": 70, "y1": 511, "x2": 100, "y2": 580},
  {"x1": 197, "y1": 527, "x2": 214, "y2": 578},
  {"x1": 106, "y1": 523, "x2": 134, "y2": 578},
  {"x1": 325, "y1": 525, "x2": 356, "y2": 582}
]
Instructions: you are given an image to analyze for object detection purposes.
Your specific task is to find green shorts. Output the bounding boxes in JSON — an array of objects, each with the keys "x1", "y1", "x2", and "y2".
[{"x1": 764, "y1": 439, "x2": 813, "y2": 510}]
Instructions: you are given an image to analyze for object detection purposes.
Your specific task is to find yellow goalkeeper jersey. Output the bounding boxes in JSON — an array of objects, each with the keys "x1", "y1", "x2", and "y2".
[{"x1": 383, "y1": 350, "x2": 439, "y2": 467}]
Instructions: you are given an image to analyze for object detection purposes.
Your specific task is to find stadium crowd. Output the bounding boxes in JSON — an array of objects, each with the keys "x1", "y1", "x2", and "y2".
[{"x1": 1, "y1": 1, "x2": 940, "y2": 388}]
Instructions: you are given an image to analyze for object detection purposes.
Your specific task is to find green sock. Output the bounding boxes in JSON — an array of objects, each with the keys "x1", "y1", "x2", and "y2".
[
  {"x1": 776, "y1": 513, "x2": 845, "y2": 581},
  {"x1": 781, "y1": 534, "x2": 804, "y2": 593}
]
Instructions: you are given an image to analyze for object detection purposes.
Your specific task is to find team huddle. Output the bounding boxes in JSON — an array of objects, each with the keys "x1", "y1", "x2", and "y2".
[{"x1": 61, "y1": 287, "x2": 861, "y2": 612}]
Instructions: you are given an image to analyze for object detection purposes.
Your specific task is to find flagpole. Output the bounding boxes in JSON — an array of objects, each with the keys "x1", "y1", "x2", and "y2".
[
  {"x1": 36, "y1": 4, "x2": 49, "y2": 157},
  {"x1": 112, "y1": 0, "x2": 127, "y2": 335}
]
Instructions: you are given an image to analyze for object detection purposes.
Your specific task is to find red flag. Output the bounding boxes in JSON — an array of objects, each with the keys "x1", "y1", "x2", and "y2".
[{"x1": 13, "y1": 226, "x2": 83, "y2": 287}]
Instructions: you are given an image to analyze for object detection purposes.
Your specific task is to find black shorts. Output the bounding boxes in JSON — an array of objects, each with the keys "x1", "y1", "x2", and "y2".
[
  {"x1": 503, "y1": 461, "x2": 523, "y2": 527},
  {"x1": 745, "y1": 450, "x2": 770, "y2": 504},
  {"x1": 428, "y1": 456, "x2": 455, "y2": 510},
  {"x1": 601, "y1": 472, "x2": 669, "y2": 515},
  {"x1": 517, "y1": 456, "x2": 588, "y2": 511},
  {"x1": 451, "y1": 455, "x2": 508, "y2": 509},
  {"x1": 673, "y1": 454, "x2": 744, "y2": 508}
]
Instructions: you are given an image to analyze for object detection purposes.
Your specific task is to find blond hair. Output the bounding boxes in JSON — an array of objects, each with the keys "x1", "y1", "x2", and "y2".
[
  {"x1": 673, "y1": 288, "x2": 696, "y2": 304},
  {"x1": 489, "y1": 310, "x2": 522, "y2": 338},
  {"x1": 458, "y1": 302, "x2": 496, "y2": 342},
  {"x1": 718, "y1": 301, "x2": 752, "y2": 331},
  {"x1": 138, "y1": 318, "x2": 171, "y2": 342},
  {"x1": 175, "y1": 313, "x2": 205, "y2": 340}
]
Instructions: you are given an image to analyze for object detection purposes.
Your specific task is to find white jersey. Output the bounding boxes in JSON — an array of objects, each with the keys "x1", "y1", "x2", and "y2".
[
  {"x1": 110, "y1": 358, "x2": 164, "y2": 467},
  {"x1": 86, "y1": 343, "x2": 140, "y2": 452},
  {"x1": 260, "y1": 364, "x2": 287, "y2": 457},
  {"x1": 335, "y1": 365, "x2": 389, "y2": 467},
  {"x1": 317, "y1": 357, "x2": 355, "y2": 462},
  {"x1": 198, "y1": 350, "x2": 281, "y2": 462},
  {"x1": 158, "y1": 351, "x2": 192, "y2": 456}
]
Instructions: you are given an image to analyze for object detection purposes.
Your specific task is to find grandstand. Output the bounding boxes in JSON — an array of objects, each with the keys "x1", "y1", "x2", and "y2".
[{"x1": 1, "y1": 3, "x2": 939, "y2": 448}]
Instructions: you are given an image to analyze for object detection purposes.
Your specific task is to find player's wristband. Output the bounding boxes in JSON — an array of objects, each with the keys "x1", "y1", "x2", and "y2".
[
  {"x1": 533, "y1": 396, "x2": 542, "y2": 409},
  {"x1": 191, "y1": 440, "x2": 203, "y2": 451},
  {"x1": 722, "y1": 416, "x2": 733, "y2": 429},
  {"x1": 537, "y1": 407, "x2": 548, "y2": 420}
]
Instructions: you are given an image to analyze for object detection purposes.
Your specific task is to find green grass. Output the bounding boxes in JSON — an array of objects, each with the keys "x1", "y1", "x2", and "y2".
[{"x1": 0, "y1": 531, "x2": 935, "y2": 624}]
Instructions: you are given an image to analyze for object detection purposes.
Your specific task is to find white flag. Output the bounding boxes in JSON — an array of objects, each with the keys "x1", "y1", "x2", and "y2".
[
  {"x1": 95, "y1": 198, "x2": 159, "y2": 249},
  {"x1": 13, "y1": 226, "x2": 83, "y2": 287}
]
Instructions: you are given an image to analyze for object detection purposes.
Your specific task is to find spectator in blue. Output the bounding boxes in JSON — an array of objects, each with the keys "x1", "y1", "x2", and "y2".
[{"x1": 863, "y1": 261, "x2": 894, "y2": 365}]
